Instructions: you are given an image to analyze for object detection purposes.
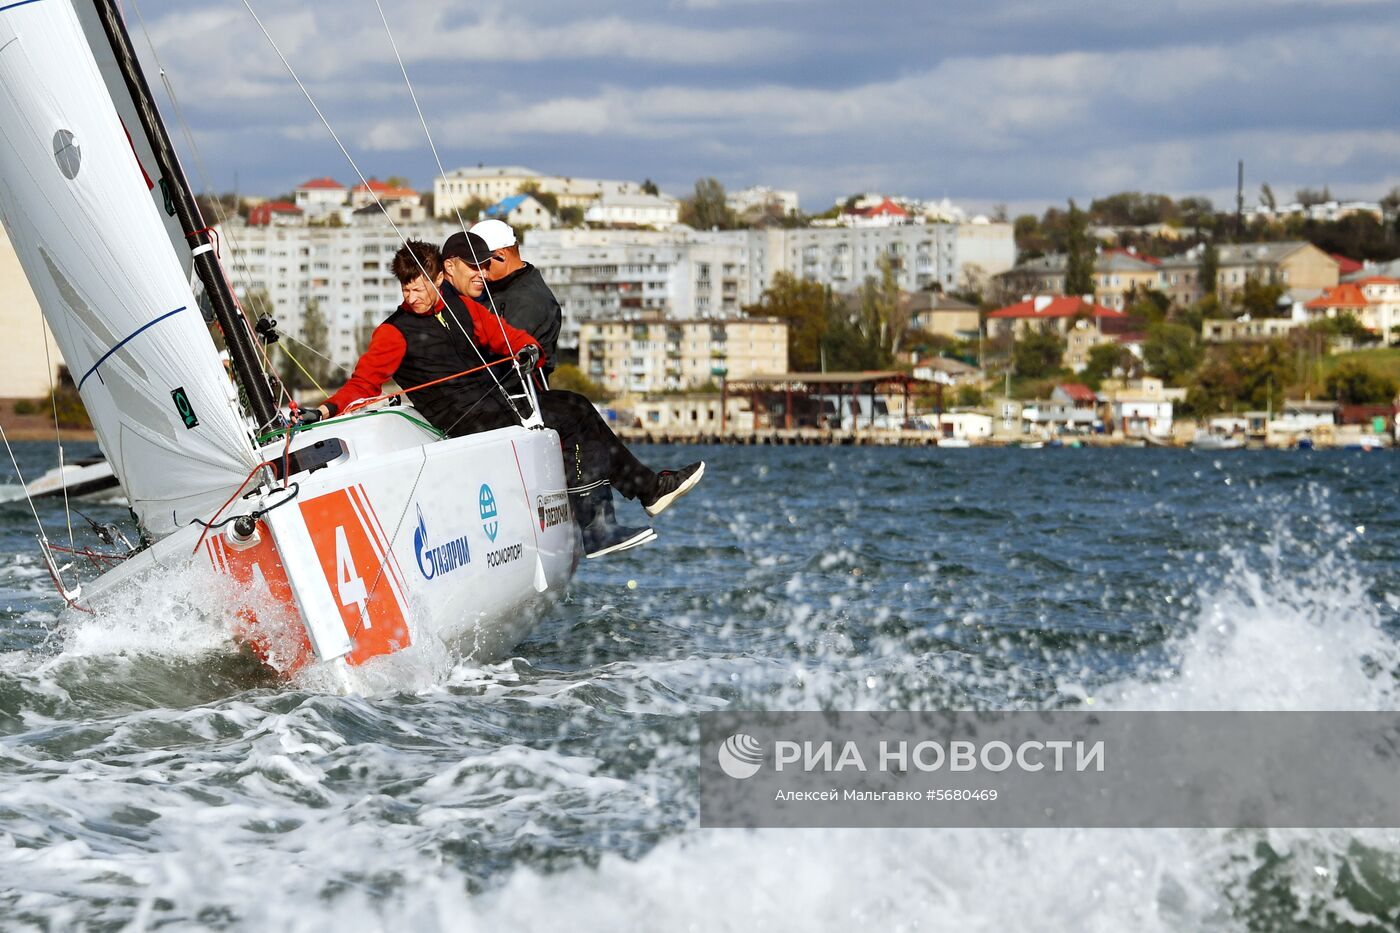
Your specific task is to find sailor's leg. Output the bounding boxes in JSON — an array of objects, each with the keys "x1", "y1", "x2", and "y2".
[{"x1": 538, "y1": 390, "x2": 658, "y2": 500}]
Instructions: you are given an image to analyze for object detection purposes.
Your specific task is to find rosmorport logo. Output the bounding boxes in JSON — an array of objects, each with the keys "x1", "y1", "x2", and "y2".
[{"x1": 718, "y1": 733, "x2": 764, "y2": 779}]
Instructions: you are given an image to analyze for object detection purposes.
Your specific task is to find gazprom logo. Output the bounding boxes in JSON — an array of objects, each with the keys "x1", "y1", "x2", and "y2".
[
  {"x1": 413, "y1": 503, "x2": 470, "y2": 581},
  {"x1": 479, "y1": 483, "x2": 499, "y2": 542}
]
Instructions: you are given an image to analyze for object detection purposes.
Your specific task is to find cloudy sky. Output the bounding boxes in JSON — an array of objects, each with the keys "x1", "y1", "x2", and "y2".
[{"x1": 131, "y1": 0, "x2": 1400, "y2": 215}]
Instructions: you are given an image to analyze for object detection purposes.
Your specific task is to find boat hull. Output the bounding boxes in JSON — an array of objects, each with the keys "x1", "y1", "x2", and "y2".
[{"x1": 75, "y1": 409, "x2": 579, "y2": 674}]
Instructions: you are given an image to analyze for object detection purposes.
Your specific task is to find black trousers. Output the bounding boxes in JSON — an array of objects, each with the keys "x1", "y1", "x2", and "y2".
[{"x1": 445, "y1": 390, "x2": 657, "y2": 501}]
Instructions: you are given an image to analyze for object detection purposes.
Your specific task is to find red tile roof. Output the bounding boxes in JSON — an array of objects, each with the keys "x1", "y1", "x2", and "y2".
[
  {"x1": 1352, "y1": 275, "x2": 1400, "y2": 287},
  {"x1": 352, "y1": 178, "x2": 418, "y2": 199},
  {"x1": 1056, "y1": 382, "x2": 1097, "y2": 403},
  {"x1": 247, "y1": 201, "x2": 302, "y2": 226},
  {"x1": 987, "y1": 296, "x2": 1127, "y2": 320},
  {"x1": 296, "y1": 177, "x2": 344, "y2": 190},
  {"x1": 1305, "y1": 283, "x2": 1368, "y2": 310},
  {"x1": 852, "y1": 197, "x2": 907, "y2": 218},
  {"x1": 1330, "y1": 253, "x2": 1363, "y2": 276},
  {"x1": 1103, "y1": 247, "x2": 1160, "y2": 266}
]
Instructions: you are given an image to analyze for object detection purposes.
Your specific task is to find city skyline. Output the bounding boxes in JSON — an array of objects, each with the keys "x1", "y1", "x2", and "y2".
[{"x1": 133, "y1": 0, "x2": 1400, "y2": 215}]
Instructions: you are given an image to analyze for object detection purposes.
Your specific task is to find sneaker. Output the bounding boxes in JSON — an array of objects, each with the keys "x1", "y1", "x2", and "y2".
[
  {"x1": 643, "y1": 461, "x2": 705, "y2": 517},
  {"x1": 572, "y1": 483, "x2": 657, "y2": 559},
  {"x1": 584, "y1": 526, "x2": 657, "y2": 559}
]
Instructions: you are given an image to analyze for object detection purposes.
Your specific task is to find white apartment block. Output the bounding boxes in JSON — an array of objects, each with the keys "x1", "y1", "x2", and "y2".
[
  {"x1": 435, "y1": 165, "x2": 647, "y2": 214},
  {"x1": 528, "y1": 222, "x2": 1015, "y2": 350},
  {"x1": 583, "y1": 190, "x2": 680, "y2": 228},
  {"x1": 579, "y1": 317, "x2": 788, "y2": 395},
  {"x1": 727, "y1": 185, "x2": 800, "y2": 217},
  {"x1": 217, "y1": 220, "x2": 459, "y2": 367}
]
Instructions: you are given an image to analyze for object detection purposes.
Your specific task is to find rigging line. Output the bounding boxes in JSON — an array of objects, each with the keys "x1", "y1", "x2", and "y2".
[
  {"x1": 278, "y1": 342, "x2": 328, "y2": 397},
  {"x1": 130, "y1": 0, "x2": 291, "y2": 415},
  {"x1": 280, "y1": 331, "x2": 351, "y2": 378},
  {"x1": 371, "y1": 0, "x2": 517, "y2": 360},
  {"x1": 0, "y1": 423, "x2": 50, "y2": 550},
  {"x1": 37, "y1": 314, "x2": 73, "y2": 550},
  {"x1": 238, "y1": 0, "x2": 526, "y2": 423}
]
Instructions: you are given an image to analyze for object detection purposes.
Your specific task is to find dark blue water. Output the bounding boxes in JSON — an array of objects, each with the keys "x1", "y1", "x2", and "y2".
[{"x1": 1, "y1": 441, "x2": 1397, "y2": 930}]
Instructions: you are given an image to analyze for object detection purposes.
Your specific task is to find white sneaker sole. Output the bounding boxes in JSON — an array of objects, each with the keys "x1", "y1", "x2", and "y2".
[
  {"x1": 584, "y1": 527, "x2": 657, "y2": 559},
  {"x1": 644, "y1": 462, "x2": 706, "y2": 518}
]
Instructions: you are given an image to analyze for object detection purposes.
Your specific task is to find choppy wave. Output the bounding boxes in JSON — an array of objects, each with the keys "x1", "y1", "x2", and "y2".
[{"x1": 0, "y1": 444, "x2": 1398, "y2": 930}]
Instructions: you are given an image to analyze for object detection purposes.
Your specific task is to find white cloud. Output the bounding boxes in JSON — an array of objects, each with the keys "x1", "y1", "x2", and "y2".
[{"x1": 130, "y1": 0, "x2": 1400, "y2": 205}]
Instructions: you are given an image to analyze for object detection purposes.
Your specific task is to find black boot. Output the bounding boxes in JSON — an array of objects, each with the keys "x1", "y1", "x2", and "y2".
[{"x1": 570, "y1": 484, "x2": 656, "y2": 559}]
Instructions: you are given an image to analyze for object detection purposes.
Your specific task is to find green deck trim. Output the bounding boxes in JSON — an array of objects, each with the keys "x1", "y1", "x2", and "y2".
[{"x1": 256, "y1": 408, "x2": 444, "y2": 447}]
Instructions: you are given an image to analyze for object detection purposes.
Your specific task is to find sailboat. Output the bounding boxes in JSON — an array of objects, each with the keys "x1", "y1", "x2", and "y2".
[{"x1": 0, "y1": 0, "x2": 578, "y2": 680}]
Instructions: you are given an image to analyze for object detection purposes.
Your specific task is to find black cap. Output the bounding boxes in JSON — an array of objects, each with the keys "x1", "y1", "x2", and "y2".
[{"x1": 441, "y1": 231, "x2": 493, "y2": 267}]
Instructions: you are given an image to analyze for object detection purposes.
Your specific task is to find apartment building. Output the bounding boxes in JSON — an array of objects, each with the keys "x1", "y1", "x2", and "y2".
[
  {"x1": 217, "y1": 219, "x2": 459, "y2": 366},
  {"x1": 1157, "y1": 241, "x2": 1339, "y2": 307},
  {"x1": 1001, "y1": 249, "x2": 1160, "y2": 310},
  {"x1": 528, "y1": 222, "x2": 1013, "y2": 350},
  {"x1": 434, "y1": 165, "x2": 647, "y2": 214},
  {"x1": 727, "y1": 186, "x2": 800, "y2": 217},
  {"x1": 579, "y1": 317, "x2": 788, "y2": 395}
]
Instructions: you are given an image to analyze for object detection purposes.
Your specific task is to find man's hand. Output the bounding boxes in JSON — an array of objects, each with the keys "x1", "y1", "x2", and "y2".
[
  {"x1": 296, "y1": 405, "x2": 325, "y2": 425},
  {"x1": 516, "y1": 344, "x2": 542, "y2": 371}
]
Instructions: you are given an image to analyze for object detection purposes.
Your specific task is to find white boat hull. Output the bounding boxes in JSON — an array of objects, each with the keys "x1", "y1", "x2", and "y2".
[{"x1": 74, "y1": 407, "x2": 579, "y2": 674}]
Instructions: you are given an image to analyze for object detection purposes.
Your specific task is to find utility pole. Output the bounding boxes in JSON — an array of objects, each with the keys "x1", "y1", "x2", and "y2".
[{"x1": 1236, "y1": 160, "x2": 1245, "y2": 240}]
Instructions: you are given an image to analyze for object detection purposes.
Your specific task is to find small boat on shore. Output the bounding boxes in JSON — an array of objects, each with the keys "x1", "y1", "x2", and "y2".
[{"x1": 1190, "y1": 430, "x2": 1244, "y2": 451}]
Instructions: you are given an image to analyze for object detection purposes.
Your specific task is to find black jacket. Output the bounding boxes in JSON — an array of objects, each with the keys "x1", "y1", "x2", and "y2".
[{"x1": 483, "y1": 263, "x2": 562, "y2": 375}]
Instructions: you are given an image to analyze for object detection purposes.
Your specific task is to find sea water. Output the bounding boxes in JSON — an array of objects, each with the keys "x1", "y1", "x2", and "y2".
[{"x1": 0, "y1": 442, "x2": 1397, "y2": 930}]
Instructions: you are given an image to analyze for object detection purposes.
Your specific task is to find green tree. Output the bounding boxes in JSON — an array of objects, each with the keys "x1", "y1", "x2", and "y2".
[
  {"x1": 1080, "y1": 342, "x2": 1137, "y2": 388},
  {"x1": 1178, "y1": 197, "x2": 1217, "y2": 234},
  {"x1": 1198, "y1": 241, "x2": 1219, "y2": 298},
  {"x1": 1125, "y1": 286, "x2": 1171, "y2": 325},
  {"x1": 1142, "y1": 321, "x2": 1203, "y2": 384},
  {"x1": 743, "y1": 272, "x2": 837, "y2": 371},
  {"x1": 1064, "y1": 199, "x2": 1094, "y2": 296},
  {"x1": 517, "y1": 181, "x2": 559, "y2": 215},
  {"x1": 955, "y1": 384, "x2": 985, "y2": 407},
  {"x1": 1308, "y1": 313, "x2": 1376, "y2": 344},
  {"x1": 1259, "y1": 183, "x2": 1277, "y2": 213},
  {"x1": 1236, "y1": 277, "x2": 1288, "y2": 317},
  {"x1": 550, "y1": 363, "x2": 612, "y2": 402},
  {"x1": 1013, "y1": 326, "x2": 1065, "y2": 379},
  {"x1": 1183, "y1": 341, "x2": 1290, "y2": 416},
  {"x1": 1325, "y1": 361, "x2": 1397, "y2": 404},
  {"x1": 679, "y1": 177, "x2": 735, "y2": 230},
  {"x1": 1295, "y1": 186, "x2": 1331, "y2": 207},
  {"x1": 641, "y1": 178, "x2": 660, "y2": 196},
  {"x1": 852, "y1": 255, "x2": 908, "y2": 361}
]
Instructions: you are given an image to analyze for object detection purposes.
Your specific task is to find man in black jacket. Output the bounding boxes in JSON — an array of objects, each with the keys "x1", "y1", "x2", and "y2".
[
  {"x1": 438, "y1": 233, "x2": 704, "y2": 558},
  {"x1": 466, "y1": 219, "x2": 560, "y2": 376}
]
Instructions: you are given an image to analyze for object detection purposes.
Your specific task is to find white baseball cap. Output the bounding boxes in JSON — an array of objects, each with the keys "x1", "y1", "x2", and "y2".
[{"x1": 469, "y1": 218, "x2": 517, "y2": 250}]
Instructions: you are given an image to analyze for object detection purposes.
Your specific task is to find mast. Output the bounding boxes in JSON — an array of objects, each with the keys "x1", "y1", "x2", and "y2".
[{"x1": 88, "y1": 0, "x2": 279, "y2": 429}]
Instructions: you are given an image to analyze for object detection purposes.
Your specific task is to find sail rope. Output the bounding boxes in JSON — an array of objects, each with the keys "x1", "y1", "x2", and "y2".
[
  {"x1": 280, "y1": 332, "x2": 351, "y2": 379},
  {"x1": 369, "y1": 0, "x2": 520, "y2": 365},
  {"x1": 38, "y1": 317, "x2": 74, "y2": 550},
  {"x1": 277, "y1": 343, "x2": 328, "y2": 397},
  {"x1": 238, "y1": 0, "x2": 527, "y2": 424}
]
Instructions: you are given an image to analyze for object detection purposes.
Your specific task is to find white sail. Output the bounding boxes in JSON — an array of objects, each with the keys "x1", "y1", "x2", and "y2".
[
  {"x1": 71, "y1": 0, "x2": 196, "y2": 281},
  {"x1": 0, "y1": 0, "x2": 259, "y2": 537}
]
